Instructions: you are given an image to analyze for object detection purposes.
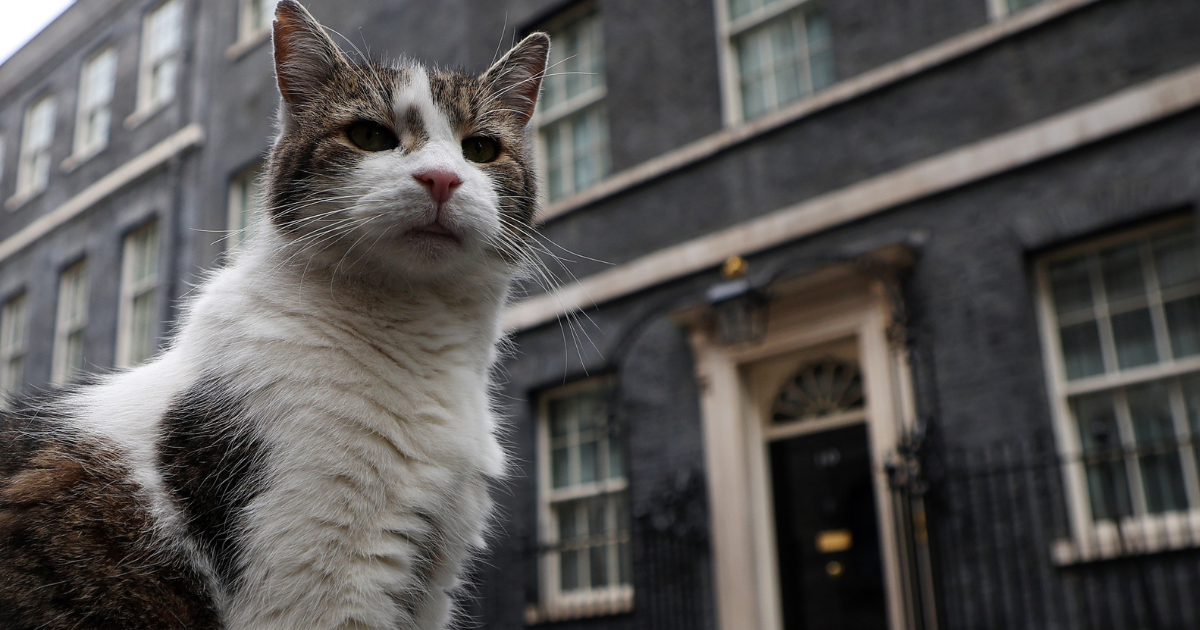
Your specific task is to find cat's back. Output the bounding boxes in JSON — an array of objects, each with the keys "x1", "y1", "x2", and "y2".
[{"x1": 0, "y1": 388, "x2": 219, "y2": 630}]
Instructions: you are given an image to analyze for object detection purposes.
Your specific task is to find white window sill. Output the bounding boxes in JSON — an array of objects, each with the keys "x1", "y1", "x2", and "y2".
[
  {"x1": 226, "y1": 28, "x2": 271, "y2": 61},
  {"x1": 5, "y1": 186, "x2": 44, "y2": 212},
  {"x1": 61, "y1": 145, "x2": 106, "y2": 173},
  {"x1": 124, "y1": 99, "x2": 172, "y2": 130},
  {"x1": 1051, "y1": 511, "x2": 1200, "y2": 565},
  {"x1": 524, "y1": 586, "x2": 633, "y2": 624}
]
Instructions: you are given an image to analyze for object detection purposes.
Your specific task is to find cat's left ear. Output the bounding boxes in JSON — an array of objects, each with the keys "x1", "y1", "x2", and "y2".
[
  {"x1": 273, "y1": 0, "x2": 351, "y2": 107},
  {"x1": 482, "y1": 33, "x2": 551, "y2": 126}
]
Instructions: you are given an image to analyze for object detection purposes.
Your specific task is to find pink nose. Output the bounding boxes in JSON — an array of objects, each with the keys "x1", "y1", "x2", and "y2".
[{"x1": 414, "y1": 169, "x2": 462, "y2": 205}]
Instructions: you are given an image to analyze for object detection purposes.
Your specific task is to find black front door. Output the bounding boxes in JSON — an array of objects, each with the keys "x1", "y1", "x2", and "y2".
[{"x1": 770, "y1": 423, "x2": 888, "y2": 630}]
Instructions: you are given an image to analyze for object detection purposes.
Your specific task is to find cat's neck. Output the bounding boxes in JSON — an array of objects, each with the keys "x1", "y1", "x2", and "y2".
[{"x1": 175, "y1": 228, "x2": 513, "y2": 376}]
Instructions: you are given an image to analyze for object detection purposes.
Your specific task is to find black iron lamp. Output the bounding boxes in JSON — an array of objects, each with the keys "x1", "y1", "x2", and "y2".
[{"x1": 705, "y1": 256, "x2": 770, "y2": 345}]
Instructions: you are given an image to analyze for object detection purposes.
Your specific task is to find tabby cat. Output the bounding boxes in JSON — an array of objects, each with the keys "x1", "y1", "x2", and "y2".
[{"x1": 0, "y1": 1, "x2": 548, "y2": 628}]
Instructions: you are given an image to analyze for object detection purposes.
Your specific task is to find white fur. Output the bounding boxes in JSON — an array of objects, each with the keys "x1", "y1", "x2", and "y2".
[{"x1": 65, "y1": 63, "x2": 515, "y2": 630}]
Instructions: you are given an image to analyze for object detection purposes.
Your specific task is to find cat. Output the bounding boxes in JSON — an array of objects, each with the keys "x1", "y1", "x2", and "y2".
[{"x1": 0, "y1": 1, "x2": 548, "y2": 628}]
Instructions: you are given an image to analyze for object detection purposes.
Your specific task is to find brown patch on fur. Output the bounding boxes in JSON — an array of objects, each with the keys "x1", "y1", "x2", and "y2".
[
  {"x1": 401, "y1": 106, "x2": 429, "y2": 153},
  {"x1": 0, "y1": 400, "x2": 218, "y2": 629}
]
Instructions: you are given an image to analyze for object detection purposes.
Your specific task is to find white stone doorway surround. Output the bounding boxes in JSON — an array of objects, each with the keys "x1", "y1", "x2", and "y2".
[{"x1": 676, "y1": 246, "x2": 924, "y2": 630}]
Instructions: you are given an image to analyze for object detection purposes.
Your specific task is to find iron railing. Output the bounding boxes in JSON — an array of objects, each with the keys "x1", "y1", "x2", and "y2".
[{"x1": 921, "y1": 434, "x2": 1200, "y2": 630}]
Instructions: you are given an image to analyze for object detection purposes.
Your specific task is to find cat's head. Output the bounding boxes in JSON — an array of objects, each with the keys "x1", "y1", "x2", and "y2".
[{"x1": 264, "y1": 0, "x2": 548, "y2": 283}]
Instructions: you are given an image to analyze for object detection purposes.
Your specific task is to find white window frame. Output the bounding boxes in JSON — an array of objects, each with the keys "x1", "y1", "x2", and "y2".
[
  {"x1": 1034, "y1": 216, "x2": 1200, "y2": 563},
  {"x1": 52, "y1": 260, "x2": 89, "y2": 385},
  {"x1": 228, "y1": 0, "x2": 277, "y2": 59},
  {"x1": 70, "y1": 47, "x2": 118, "y2": 164},
  {"x1": 533, "y1": 2, "x2": 611, "y2": 204},
  {"x1": 116, "y1": 221, "x2": 161, "y2": 368},
  {"x1": 0, "y1": 293, "x2": 29, "y2": 396},
  {"x1": 532, "y1": 377, "x2": 633, "y2": 623},
  {"x1": 227, "y1": 163, "x2": 263, "y2": 251},
  {"x1": 239, "y1": 0, "x2": 276, "y2": 44},
  {"x1": 10, "y1": 95, "x2": 57, "y2": 207},
  {"x1": 714, "y1": 0, "x2": 833, "y2": 126},
  {"x1": 132, "y1": 0, "x2": 184, "y2": 122}
]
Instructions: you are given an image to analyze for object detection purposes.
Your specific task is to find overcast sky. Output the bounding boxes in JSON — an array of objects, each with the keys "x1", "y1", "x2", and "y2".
[{"x1": 0, "y1": 0, "x2": 76, "y2": 67}]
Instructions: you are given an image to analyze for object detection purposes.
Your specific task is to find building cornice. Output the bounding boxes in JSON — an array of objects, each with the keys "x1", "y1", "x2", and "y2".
[
  {"x1": 0, "y1": 124, "x2": 205, "y2": 263},
  {"x1": 536, "y1": 0, "x2": 1105, "y2": 223},
  {"x1": 505, "y1": 63, "x2": 1200, "y2": 332}
]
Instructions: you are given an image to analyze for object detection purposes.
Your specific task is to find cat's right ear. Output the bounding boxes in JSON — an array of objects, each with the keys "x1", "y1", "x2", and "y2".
[{"x1": 272, "y1": 0, "x2": 349, "y2": 108}]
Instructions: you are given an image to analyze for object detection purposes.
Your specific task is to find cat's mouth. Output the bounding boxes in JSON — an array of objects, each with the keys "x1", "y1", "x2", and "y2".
[{"x1": 407, "y1": 221, "x2": 463, "y2": 245}]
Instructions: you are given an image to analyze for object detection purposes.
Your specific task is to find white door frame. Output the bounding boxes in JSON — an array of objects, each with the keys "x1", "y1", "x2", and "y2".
[{"x1": 679, "y1": 258, "x2": 920, "y2": 630}]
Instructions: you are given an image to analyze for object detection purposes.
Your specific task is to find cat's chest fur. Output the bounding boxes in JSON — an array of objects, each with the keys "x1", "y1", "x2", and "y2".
[
  {"x1": 199, "y1": 262, "x2": 506, "y2": 629},
  {"x1": 70, "y1": 256, "x2": 508, "y2": 629}
]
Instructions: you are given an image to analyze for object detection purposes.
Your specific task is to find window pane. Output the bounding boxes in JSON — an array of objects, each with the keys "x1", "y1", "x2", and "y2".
[
  {"x1": 2, "y1": 357, "x2": 23, "y2": 394},
  {"x1": 1153, "y1": 232, "x2": 1200, "y2": 290},
  {"x1": 1073, "y1": 392, "x2": 1132, "y2": 520},
  {"x1": 1074, "y1": 392, "x2": 1120, "y2": 452},
  {"x1": 571, "y1": 106, "x2": 609, "y2": 192},
  {"x1": 560, "y1": 549, "x2": 580, "y2": 591},
  {"x1": 1111, "y1": 308, "x2": 1158, "y2": 369},
  {"x1": 1127, "y1": 381, "x2": 1175, "y2": 444},
  {"x1": 152, "y1": 56, "x2": 179, "y2": 103},
  {"x1": 65, "y1": 330, "x2": 85, "y2": 379},
  {"x1": 540, "y1": 10, "x2": 604, "y2": 112},
  {"x1": 579, "y1": 439, "x2": 598, "y2": 484},
  {"x1": 1007, "y1": 0, "x2": 1047, "y2": 12},
  {"x1": 607, "y1": 432, "x2": 623, "y2": 479},
  {"x1": 589, "y1": 545, "x2": 609, "y2": 588},
  {"x1": 55, "y1": 263, "x2": 89, "y2": 384},
  {"x1": 543, "y1": 124, "x2": 566, "y2": 200},
  {"x1": 552, "y1": 446, "x2": 570, "y2": 488},
  {"x1": 729, "y1": 0, "x2": 756, "y2": 20},
  {"x1": 735, "y1": 6, "x2": 831, "y2": 120},
  {"x1": 1049, "y1": 257, "x2": 1093, "y2": 316},
  {"x1": 1060, "y1": 321, "x2": 1104, "y2": 379},
  {"x1": 1165, "y1": 296, "x2": 1200, "y2": 359},
  {"x1": 550, "y1": 396, "x2": 574, "y2": 437},
  {"x1": 1099, "y1": 244, "x2": 1145, "y2": 303},
  {"x1": 558, "y1": 501, "x2": 578, "y2": 540},
  {"x1": 1126, "y1": 382, "x2": 1187, "y2": 513},
  {"x1": 129, "y1": 291, "x2": 158, "y2": 365}
]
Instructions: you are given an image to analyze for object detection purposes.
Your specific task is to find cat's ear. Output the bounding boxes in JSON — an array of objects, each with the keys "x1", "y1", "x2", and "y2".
[
  {"x1": 482, "y1": 33, "x2": 551, "y2": 126},
  {"x1": 272, "y1": 0, "x2": 350, "y2": 107}
]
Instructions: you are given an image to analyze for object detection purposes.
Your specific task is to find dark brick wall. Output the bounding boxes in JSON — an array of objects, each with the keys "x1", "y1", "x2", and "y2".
[{"x1": 531, "y1": 0, "x2": 1200, "y2": 289}]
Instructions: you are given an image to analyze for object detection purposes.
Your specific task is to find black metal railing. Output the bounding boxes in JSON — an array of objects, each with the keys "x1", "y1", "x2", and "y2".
[{"x1": 920, "y1": 434, "x2": 1200, "y2": 630}]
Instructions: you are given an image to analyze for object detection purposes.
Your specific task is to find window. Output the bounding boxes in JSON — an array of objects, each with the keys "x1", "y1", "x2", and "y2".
[
  {"x1": 117, "y1": 221, "x2": 160, "y2": 367},
  {"x1": 238, "y1": 0, "x2": 277, "y2": 43},
  {"x1": 52, "y1": 261, "x2": 88, "y2": 384},
  {"x1": 73, "y1": 48, "x2": 118, "y2": 159},
  {"x1": 0, "y1": 293, "x2": 29, "y2": 395},
  {"x1": 14, "y1": 95, "x2": 56, "y2": 201},
  {"x1": 988, "y1": 0, "x2": 1049, "y2": 20},
  {"x1": 1037, "y1": 218, "x2": 1200, "y2": 554},
  {"x1": 227, "y1": 164, "x2": 263, "y2": 251},
  {"x1": 137, "y1": 0, "x2": 184, "y2": 113},
  {"x1": 535, "y1": 6, "x2": 610, "y2": 203},
  {"x1": 722, "y1": 0, "x2": 833, "y2": 122},
  {"x1": 535, "y1": 379, "x2": 632, "y2": 620}
]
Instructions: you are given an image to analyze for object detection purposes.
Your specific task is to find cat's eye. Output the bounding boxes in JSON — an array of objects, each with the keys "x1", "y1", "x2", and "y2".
[
  {"x1": 346, "y1": 121, "x2": 399, "y2": 152},
  {"x1": 462, "y1": 136, "x2": 500, "y2": 163}
]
